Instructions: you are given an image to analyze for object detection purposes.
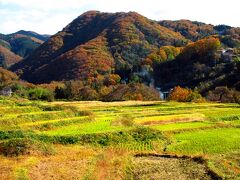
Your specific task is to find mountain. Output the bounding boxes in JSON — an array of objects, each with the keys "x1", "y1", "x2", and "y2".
[
  {"x1": 0, "y1": 45, "x2": 21, "y2": 67},
  {"x1": 159, "y1": 20, "x2": 240, "y2": 47},
  {"x1": 12, "y1": 30, "x2": 50, "y2": 42},
  {"x1": 0, "y1": 67, "x2": 19, "y2": 84},
  {"x1": 10, "y1": 11, "x2": 239, "y2": 94},
  {"x1": 153, "y1": 37, "x2": 240, "y2": 93},
  {"x1": 11, "y1": 11, "x2": 188, "y2": 83},
  {"x1": 0, "y1": 30, "x2": 50, "y2": 68}
]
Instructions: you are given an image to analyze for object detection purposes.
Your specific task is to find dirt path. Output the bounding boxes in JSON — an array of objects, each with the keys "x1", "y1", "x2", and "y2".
[{"x1": 128, "y1": 156, "x2": 215, "y2": 180}]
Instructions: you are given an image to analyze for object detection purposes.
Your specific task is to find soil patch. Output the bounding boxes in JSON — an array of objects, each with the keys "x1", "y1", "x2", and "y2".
[{"x1": 128, "y1": 154, "x2": 219, "y2": 180}]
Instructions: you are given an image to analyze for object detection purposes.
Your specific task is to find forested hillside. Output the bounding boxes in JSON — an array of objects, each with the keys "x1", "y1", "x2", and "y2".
[
  {"x1": 9, "y1": 11, "x2": 240, "y2": 100},
  {"x1": 11, "y1": 11, "x2": 187, "y2": 83},
  {"x1": 0, "y1": 30, "x2": 49, "y2": 68},
  {"x1": 159, "y1": 20, "x2": 240, "y2": 47}
]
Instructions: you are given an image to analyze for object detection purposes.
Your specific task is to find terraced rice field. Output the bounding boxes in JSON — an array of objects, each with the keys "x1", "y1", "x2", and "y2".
[{"x1": 0, "y1": 97, "x2": 240, "y2": 179}]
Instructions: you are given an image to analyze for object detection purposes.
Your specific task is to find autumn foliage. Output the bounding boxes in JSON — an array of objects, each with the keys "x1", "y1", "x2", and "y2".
[
  {"x1": 0, "y1": 30, "x2": 49, "y2": 68},
  {"x1": 153, "y1": 37, "x2": 223, "y2": 91},
  {"x1": 0, "y1": 45, "x2": 22, "y2": 68},
  {"x1": 159, "y1": 20, "x2": 240, "y2": 47},
  {"x1": 178, "y1": 37, "x2": 221, "y2": 63},
  {"x1": 145, "y1": 46, "x2": 183, "y2": 65},
  {"x1": 159, "y1": 20, "x2": 215, "y2": 41},
  {"x1": 11, "y1": 11, "x2": 187, "y2": 84},
  {"x1": 168, "y1": 86, "x2": 191, "y2": 102},
  {"x1": 6, "y1": 11, "x2": 239, "y2": 99},
  {"x1": 207, "y1": 87, "x2": 240, "y2": 103},
  {"x1": 0, "y1": 67, "x2": 19, "y2": 84},
  {"x1": 105, "y1": 83, "x2": 160, "y2": 101},
  {"x1": 168, "y1": 86, "x2": 203, "y2": 102}
]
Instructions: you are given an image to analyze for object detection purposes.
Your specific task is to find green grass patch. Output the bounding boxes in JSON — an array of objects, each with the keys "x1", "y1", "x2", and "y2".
[
  {"x1": 151, "y1": 121, "x2": 214, "y2": 131},
  {"x1": 167, "y1": 128, "x2": 240, "y2": 155},
  {"x1": 42, "y1": 120, "x2": 130, "y2": 136}
]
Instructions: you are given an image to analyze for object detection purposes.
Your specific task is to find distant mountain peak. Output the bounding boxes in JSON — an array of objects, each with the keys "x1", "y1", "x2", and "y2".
[
  {"x1": 16, "y1": 30, "x2": 38, "y2": 35},
  {"x1": 11, "y1": 30, "x2": 50, "y2": 41},
  {"x1": 0, "y1": 30, "x2": 50, "y2": 68},
  {"x1": 11, "y1": 11, "x2": 187, "y2": 83},
  {"x1": 9, "y1": 11, "x2": 239, "y2": 90}
]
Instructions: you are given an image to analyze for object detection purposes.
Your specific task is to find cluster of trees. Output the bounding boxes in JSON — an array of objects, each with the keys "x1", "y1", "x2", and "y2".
[
  {"x1": 9, "y1": 35, "x2": 41, "y2": 58},
  {"x1": 207, "y1": 86, "x2": 240, "y2": 103},
  {"x1": 107, "y1": 12, "x2": 187, "y2": 81},
  {"x1": 0, "y1": 45, "x2": 22, "y2": 68},
  {"x1": 0, "y1": 67, "x2": 18, "y2": 83},
  {"x1": 177, "y1": 36, "x2": 221, "y2": 64},
  {"x1": 168, "y1": 86, "x2": 205, "y2": 102},
  {"x1": 54, "y1": 81, "x2": 160, "y2": 101},
  {"x1": 104, "y1": 83, "x2": 160, "y2": 101},
  {"x1": 11, "y1": 11, "x2": 188, "y2": 84},
  {"x1": 0, "y1": 67, "x2": 160, "y2": 101},
  {"x1": 0, "y1": 67, "x2": 55, "y2": 101},
  {"x1": 167, "y1": 86, "x2": 240, "y2": 104},
  {"x1": 144, "y1": 46, "x2": 182, "y2": 66},
  {"x1": 159, "y1": 20, "x2": 215, "y2": 41},
  {"x1": 159, "y1": 20, "x2": 240, "y2": 48},
  {"x1": 54, "y1": 73, "x2": 121, "y2": 100},
  {"x1": 1, "y1": 67, "x2": 239, "y2": 104},
  {"x1": 153, "y1": 37, "x2": 237, "y2": 92},
  {"x1": 1, "y1": 12, "x2": 239, "y2": 103},
  {"x1": 0, "y1": 31, "x2": 48, "y2": 70}
]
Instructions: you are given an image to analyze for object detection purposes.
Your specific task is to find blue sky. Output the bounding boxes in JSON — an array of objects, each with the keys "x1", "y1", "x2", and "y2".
[{"x1": 0, "y1": 0, "x2": 239, "y2": 35}]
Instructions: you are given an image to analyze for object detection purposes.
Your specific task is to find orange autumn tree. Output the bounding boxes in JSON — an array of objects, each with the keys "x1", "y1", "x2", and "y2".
[
  {"x1": 178, "y1": 36, "x2": 221, "y2": 63},
  {"x1": 0, "y1": 67, "x2": 19, "y2": 84},
  {"x1": 145, "y1": 46, "x2": 183, "y2": 66},
  {"x1": 168, "y1": 86, "x2": 204, "y2": 102},
  {"x1": 168, "y1": 86, "x2": 191, "y2": 102}
]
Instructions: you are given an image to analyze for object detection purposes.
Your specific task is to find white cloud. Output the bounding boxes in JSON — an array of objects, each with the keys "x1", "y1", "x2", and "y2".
[
  {"x1": 0, "y1": 0, "x2": 239, "y2": 34},
  {"x1": 0, "y1": 0, "x2": 94, "y2": 11}
]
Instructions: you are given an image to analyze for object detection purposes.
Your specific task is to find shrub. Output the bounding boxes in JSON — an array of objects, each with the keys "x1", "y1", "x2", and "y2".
[
  {"x1": 99, "y1": 86, "x2": 114, "y2": 99},
  {"x1": 168, "y1": 86, "x2": 203, "y2": 102},
  {"x1": 130, "y1": 127, "x2": 164, "y2": 142},
  {"x1": 55, "y1": 82, "x2": 100, "y2": 100},
  {"x1": 105, "y1": 83, "x2": 160, "y2": 101},
  {"x1": 186, "y1": 91, "x2": 205, "y2": 102},
  {"x1": 168, "y1": 86, "x2": 191, "y2": 102},
  {"x1": 27, "y1": 88, "x2": 54, "y2": 101},
  {"x1": 38, "y1": 105, "x2": 64, "y2": 111},
  {"x1": 234, "y1": 92, "x2": 240, "y2": 104},
  {"x1": 11, "y1": 83, "x2": 28, "y2": 98},
  {"x1": 111, "y1": 115, "x2": 135, "y2": 127},
  {"x1": 0, "y1": 130, "x2": 26, "y2": 140},
  {"x1": 54, "y1": 81, "x2": 84, "y2": 100},
  {"x1": 103, "y1": 74, "x2": 121, "y2": 86},
  {"x1": 0, "y1": 138, "x2": 55, "y2": 156},
  {"x1": 7, "y1": 81, "x2": 55, "y2": 101},
  {"x1": 0, "y1": 67, "x2": 18, "y2": 84},
  {"x1": 79, "y1": 87, "x2": 99, "y2": 100},
  {"x1": 207, "y1": 86, "x2": 240, "y2": 103},
  {"x1": 0, "y1": 138, "x2": 30, "y2": 156},
  {"x1": 55, "y1": 86, "x2": 71, "y2": 99},
  {"x1": 38, "y1": 82, "x2": 64, "y2": 91}
]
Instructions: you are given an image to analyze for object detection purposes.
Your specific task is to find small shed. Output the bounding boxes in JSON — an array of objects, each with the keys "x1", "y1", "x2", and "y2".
[
  {"x1": 156, "y1": 87, "x2": 170, "y2": 100},
  {"x1": 0, "y1": 87, "x2": 12, "y2": 96},
  {"x1": 161, "y1": 91, "x2": 170, "y2": 100}
]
